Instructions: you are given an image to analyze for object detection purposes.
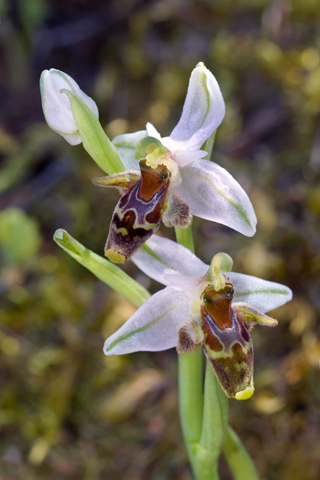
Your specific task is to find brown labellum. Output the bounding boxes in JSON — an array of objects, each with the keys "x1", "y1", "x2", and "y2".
[
  {"x1": 200, "y1": 282, "x2": 254, "y2": 399},
  {"x1": 95, "y1": 159, "x2": 171, "y2": 263}
]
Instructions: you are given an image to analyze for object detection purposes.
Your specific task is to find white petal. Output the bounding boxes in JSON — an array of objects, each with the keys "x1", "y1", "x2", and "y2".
[
  {"x1": 163, "y1": 273, "x2": 200, "y2": 292},
  {"x1": 131, "y1": 235, "x2": 208, "y2": 286},
  {"x1": 177, "y1": 159, "x2": 257, "y2": 237},
  {"x1": 146, "y1": 122, "x2": 163, "y2": 141},
  {"x1": 104, "y1": 287, "x2": 192, "y2": 355},
  {"x1": 167, "y1": 63, "x2": 225, "y2": 152},
  {"x1": 112, "y1": 130, "x2": 147, "y2": 170},
  {"x1": 40, "y1": 69, "x2": 99, "y2": 145},
  {"x1": 229, "y1": 272, "x2": 292, "y2": 313},
  {"x1": 60, "y1": 132, "x2": 84, "y2": 146},
  {"x1": 174, "y1": 149, "x2": 207, "y2": 167}
]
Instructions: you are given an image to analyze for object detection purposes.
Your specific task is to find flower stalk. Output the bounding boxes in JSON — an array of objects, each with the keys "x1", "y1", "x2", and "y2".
[
  {"x1": 175, "y1": 224, "x2": 195, "y2": 253},
  {"x1": 176, "y1": 225, "x2": 205, "y2": 477},
  {"x1": 178, "y1": 348, "x2": 204, "y2": 448},
  {"x1": 197, "y1": 362, "x2": 229, "y2": 480},
  {"x1": 176, "y1": 224, "x2": 228, "y2": 480}
]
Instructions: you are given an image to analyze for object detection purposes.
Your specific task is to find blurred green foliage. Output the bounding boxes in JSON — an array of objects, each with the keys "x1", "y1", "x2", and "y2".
[
  {"x1": 1, "y1": 0, "x2": 320, "y2": 479},
  {"x1": 0, "y1": 208, "x2": 41, "y2": 263}
]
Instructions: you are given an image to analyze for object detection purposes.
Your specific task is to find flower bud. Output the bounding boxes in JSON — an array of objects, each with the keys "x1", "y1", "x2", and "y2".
[{"x1": 40, "y1": 69, "x2": 99, "y2": 145}]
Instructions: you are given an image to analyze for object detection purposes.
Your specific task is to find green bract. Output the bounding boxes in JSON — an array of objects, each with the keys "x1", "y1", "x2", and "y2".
[{"x1": 40, "y1": 69, "x2": 123, "y2": 174}]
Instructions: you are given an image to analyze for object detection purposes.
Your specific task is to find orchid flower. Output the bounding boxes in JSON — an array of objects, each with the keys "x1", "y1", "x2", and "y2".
[
  {"x1": 93, "y1": 63, "x2": 257, "y2": 263},
  {"x1": 104, "y1": 235, "x2": 292, "y2": 400}
]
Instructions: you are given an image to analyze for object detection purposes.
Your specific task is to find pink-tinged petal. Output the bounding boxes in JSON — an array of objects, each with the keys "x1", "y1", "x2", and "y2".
[
  {"x1": 131, "y1": 235, "x2": 208, "y2": 286},
  {"x1": 177, "y1": 159, "x2": 257, "y2": 237},
  {"x1": 104, "y1": 287, "x2": 192, "y2": 355},
  {"x1": 229, "y1": 272, "x2": 293, "y2": 313},
  {"x1": 112, "y1": 130, "x2": 148, "y2": 170},
  {"x1": 167, "y1": 63, "x2": 225, "y2": 152}
]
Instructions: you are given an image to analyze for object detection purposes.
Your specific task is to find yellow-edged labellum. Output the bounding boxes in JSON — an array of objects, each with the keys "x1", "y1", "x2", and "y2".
[
  {"x1": 105, "y1": 249, "x2": 126, "y2": 264},
  {"x1": 235, "y1": 386, "x2": 255, "y2": 400}
]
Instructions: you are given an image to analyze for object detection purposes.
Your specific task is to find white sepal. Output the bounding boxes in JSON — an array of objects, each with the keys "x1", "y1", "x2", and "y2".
[
  {"x1": 166, "y1": 63, "x2": 225, "y2": 152},
  {"x1": 131, "y1": 235, "x2": 208, "y2": 286},
  {"x1": 177, "y1": 159, "x2": 257, "y2": 237},
  {"x1": 146, "y1": 123, "x2": 162, "y2": 142},
  {"x1": 40, "y1": 69, "x2": 98, "y2": 145},
  {"x1": 174, "y1": 149, "x2": 207, "y2": 167},
  {"x1": 112, "y1": 130, "x2": 148, "y2": 170},
  {"x1": 104, "y1": 287, "x2": 192, "y2": 355},
  {"x1": 229, "y1": 272, "x2": 293, "y2": 313}
]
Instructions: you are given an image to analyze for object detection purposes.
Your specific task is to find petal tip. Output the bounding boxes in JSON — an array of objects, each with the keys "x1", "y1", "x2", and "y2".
[
  {"x1": 285, "y1": 287, "x2": 293, "y2": 302},
  {"x1": 103, "y1": 340, "x2": 113, "y2": 356},
  {"x1": 246, "y1": 224, "x2": 257, "y2": 237}
]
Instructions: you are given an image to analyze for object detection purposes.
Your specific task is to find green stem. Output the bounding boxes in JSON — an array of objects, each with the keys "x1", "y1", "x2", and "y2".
[
  {"x1": 176, "y1": 224, "x2": 204, "y2": 477},
  {"x1": 178, "y1": 348, "x2": 203, "y2": 452},
  {"x1": 197, "y1": 361, "x2": 229, "y2": 480},
  {"x1": 180, "y1": 362, "x2": 229, "y2": 480},
  {"x1": 175, "y1": 225, "x2": 229, "y2": 480},
  {"x1": 222, "y1": 427, "x2": 259, "y2": 480},
  {"x1": 175, "y1": 223, "x2": 195, "y2": 252}
]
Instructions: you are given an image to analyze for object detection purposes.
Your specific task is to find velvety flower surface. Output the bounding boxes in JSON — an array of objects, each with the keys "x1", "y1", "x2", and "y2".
[{"x1": 104, "y1": 235, "x2": 292, "y2": 399}]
